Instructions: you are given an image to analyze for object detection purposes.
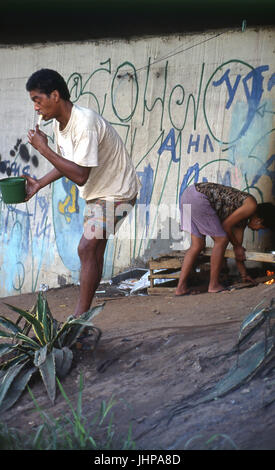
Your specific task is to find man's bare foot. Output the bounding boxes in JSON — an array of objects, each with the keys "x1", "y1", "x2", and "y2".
[
  {"x1": 175, "y1": 288, "x2": 200, "y2": 296},
  {"x1": 208, "y1": 283, "x2": 228, "y2": 293}
]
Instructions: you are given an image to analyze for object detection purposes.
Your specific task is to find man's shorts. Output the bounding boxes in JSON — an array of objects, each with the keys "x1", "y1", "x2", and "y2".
[
  {"x1": 180, "y1": 185, "x2": 226, "y2": 239},
  {"x1": 83, "y1": 196, "x2": 137, "y2": 240}
]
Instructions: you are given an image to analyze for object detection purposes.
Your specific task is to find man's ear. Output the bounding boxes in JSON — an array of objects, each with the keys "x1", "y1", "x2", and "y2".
[{"x1": 51, "y1": 90, "x2": 60, "y2": 102}]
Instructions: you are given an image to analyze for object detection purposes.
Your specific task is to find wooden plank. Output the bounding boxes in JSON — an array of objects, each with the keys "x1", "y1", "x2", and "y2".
[
  {"x1": 148, "y1": 250, "x2": 275, "y2": 293},
  {"x1": 148, "y1": 287, "x2": 176, "y2": 295},
  {"x1": 151, "y1": 250, "x2": 185, "y2": 258},
  {"x1": 149, "y1": 259, "x2": 182, "y2": 270},
  {"x1": 149, "y1": 272, "x2": 181, "y2": 279},
  {"x1": 150, "y1": 249, "x2": 275, "y2": 264},
  {"x1": 148, "y1": 274, "x2": 275, "y2": 295},
  {"x1": 204, "y1": 248, "x2": 275, "y2": 263}
]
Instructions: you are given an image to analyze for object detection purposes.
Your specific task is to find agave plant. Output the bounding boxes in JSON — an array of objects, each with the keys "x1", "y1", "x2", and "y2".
[
  {"x1": 169, "y1": 296, "x2": 275, "y2": 421},
  {"x1": 0, "y1": 292, "x2": 104, "y2": 412}
]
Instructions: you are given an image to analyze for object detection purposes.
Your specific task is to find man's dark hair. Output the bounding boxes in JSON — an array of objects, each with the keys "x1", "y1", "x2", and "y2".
[
  {"x1": 256, "y1": 202, "x2": 275, "y2": 230},
  {"x1": 26, "y1": 69, "x2": 70, "y2": 100}
]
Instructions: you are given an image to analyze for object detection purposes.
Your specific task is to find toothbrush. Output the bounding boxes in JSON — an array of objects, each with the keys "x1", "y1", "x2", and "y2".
[{"x1": 37, "y1": 114, "x2": 43, "y2": 127}]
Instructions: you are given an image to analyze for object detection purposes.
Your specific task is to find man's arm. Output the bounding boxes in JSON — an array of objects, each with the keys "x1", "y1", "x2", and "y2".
[
  {"x1": 222, "y1": 196, "x2": 257, "y2": 261},
  {"x1": 24, "y1": 168, "x2": 63, "y2": 201},
  {"x1": 28, "y1": 126, "x2": 91, "y2": 186},
  {"x1": 232, "y1": 226, "x2": 257, "y2": 284}
]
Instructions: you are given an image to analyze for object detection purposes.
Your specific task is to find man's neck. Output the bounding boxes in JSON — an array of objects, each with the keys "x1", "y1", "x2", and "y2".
[{"x1": 57, "y1": 101, "x2": 73, "y2": 131}]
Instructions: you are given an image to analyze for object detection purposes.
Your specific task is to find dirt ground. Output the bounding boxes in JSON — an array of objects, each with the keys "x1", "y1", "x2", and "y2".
[{"x1": 1, "y1": 276, "x2": 275, "y2": 450}]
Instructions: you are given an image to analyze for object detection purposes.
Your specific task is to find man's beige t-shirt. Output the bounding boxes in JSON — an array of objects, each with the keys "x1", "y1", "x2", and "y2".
[{"x1": 53, "y1": 104, "x2": 141, "y2": 201}]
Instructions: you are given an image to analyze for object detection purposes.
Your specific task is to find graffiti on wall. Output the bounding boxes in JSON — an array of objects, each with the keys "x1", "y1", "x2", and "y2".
[
  {"x1": 0, "y1": 136, "x2": 52, "y2": 293},
  {"x1": 64, "y1": 58, "x2": 275, "y2": 267},
  {"x1": 0, "y1": 49, "x2": 274, "y2": 294}
]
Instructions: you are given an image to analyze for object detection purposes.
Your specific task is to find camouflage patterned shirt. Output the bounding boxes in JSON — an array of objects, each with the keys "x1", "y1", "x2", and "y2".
[{"x1": 195, "y1": 182, "x2": 255, "y2": 223}]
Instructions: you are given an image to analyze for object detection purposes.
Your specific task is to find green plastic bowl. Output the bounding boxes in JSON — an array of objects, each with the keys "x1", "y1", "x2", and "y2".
[{"x1": 0, "y1": 177, "x2": 26, "y2": 204}]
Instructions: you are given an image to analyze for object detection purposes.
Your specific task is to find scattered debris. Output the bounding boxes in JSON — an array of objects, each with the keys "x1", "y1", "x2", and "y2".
[
  {"x1": 95, "y1": 268, "x2": 176, "y2": 298},
  {"x1": 94, "y1": 253, "x2": 275, "y2": 299}
]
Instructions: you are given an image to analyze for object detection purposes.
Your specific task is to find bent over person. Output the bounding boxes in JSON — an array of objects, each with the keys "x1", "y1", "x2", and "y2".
[
  {"x1": 25, "y1": 68, "x2": 141, "y2": 316},
  {"x1": 176, "y1": 182, "x2": 275, "y2": 296}
]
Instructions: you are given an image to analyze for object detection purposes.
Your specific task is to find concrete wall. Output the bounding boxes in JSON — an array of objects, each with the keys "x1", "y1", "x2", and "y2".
[{"x1": 0, "y1": 27, "x2": 274, "y2": 297}]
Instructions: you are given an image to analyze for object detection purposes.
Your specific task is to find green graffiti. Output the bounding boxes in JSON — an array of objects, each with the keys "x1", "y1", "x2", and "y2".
[
  {"x1": 203, "y1": 60, "x2": 254, "y2": 145},
  {"x1": 67, "y1": 59, "x2": 111, "y2": 115},
  {"x1": 168, "y1": 63, "x2": 205, "y2": 132},
  {"x1": 111, "y1": 61, "x2": 139, "y2": 122},
  {"x1": 142, "y1": 57, "x2": 168, "y2": 131}
]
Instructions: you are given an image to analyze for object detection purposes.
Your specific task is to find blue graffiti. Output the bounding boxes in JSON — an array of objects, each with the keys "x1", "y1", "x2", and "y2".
[
  {"x1": 178, "y1": 162, "x2": 200, "y2": 204},
  {"x1": 211, "y1": 64, "x2": 271, "y2": 143},
  {"x1": 240, "y1": 66, "x2": 269, "y2": 138},
  {"x1": 213, "y1": 69, "x2": 242, "y2": 109},
  {"x1": 251, "y1": 154, "x2": 275, "y2": 197},
  {"x1": 137, "y1": 163, "x2": 154, "y2": 236},
  {"x1": 203, "y1": 135, "x2": 214, "y2": 153},
  {"x1": 268, "y1": 73, "x2": 275, "y2": 91},
  {"x1": 217, "y1": 169, "x2": 231, "y2": 186},
  {"x1": 157, "y1": 128, "x2": 179, "y2": 162},
  {"x1": 159, "y1": 129, "x2": 215, "y2": 157},
  {"x1": 187, "y1": 134, "x2": 200, "y2": 154}
]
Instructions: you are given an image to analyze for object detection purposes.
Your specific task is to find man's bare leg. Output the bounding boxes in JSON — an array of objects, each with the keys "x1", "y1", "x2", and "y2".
[
  {"x1": 175, "y1": 234, "x2": 205, "y2": 296},
  {"x1": 208, "y1": 235, "x2": 229, "y2": 292},
  {"x1": 74, "y1": 234, "x2": 107, "y2": 317}
]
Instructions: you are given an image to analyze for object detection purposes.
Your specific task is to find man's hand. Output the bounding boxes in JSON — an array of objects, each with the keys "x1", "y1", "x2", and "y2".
[
  {"x1": 28, "y1": 125, "x2": 48, "y2": 153},
  {"x1": 241, "y1": 274, "x2": 258, "y2": 285},
  {"x1": 23, "y1": 175, "x2": 41, "y2": 201},
  {"x1": 233, "y1": 244, "x2": 246, "y2": 262}
]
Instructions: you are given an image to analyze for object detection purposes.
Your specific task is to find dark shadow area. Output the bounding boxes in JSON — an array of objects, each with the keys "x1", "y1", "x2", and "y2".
[{"x1": 1, "y1": 0, "x2": 275, "y2": 45}]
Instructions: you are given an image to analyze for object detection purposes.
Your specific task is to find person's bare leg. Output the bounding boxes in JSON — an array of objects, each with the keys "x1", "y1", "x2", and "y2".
[
  {"x1": 175, "y1": 234, "x2": 205, "y2": 296},
  {"x1": 74, "y1": 235, "x2": 107, "y2": 317},
  {"x1": 208, "y1": 235, "x2": 229, "y2": 292}
]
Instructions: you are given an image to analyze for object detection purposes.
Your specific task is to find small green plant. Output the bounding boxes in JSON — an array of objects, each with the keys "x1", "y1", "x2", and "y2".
[
  {"x1": 0, "y1": 374, "x2": 136, "y2": 450},
  {"x1": 0, "y1": 292, "x2": 104, "y2": 411},
  {"x1": 183, "y1": 432, "x2": 238, "y2": 450}
]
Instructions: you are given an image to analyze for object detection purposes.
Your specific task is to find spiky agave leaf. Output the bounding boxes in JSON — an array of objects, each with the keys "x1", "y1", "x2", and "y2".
[
  {"x1": 42, "y1": 294, "x2": 55, "y2": 321},
  {"x1": 239, "y1": 307, "x2": 267, "y2": 338},
  {"x1": 0, "y1": 343, "x2": 23, "y2": 364},
  {"x1": 63, "y1": 322, "x2": 102, "y2": 349},
  {"x1": 3, "y1": 303, "x2": 45, "y2": 345},
  {"x1": 0, "y1": 353, "x2": 31, "y2": 371},
  {"x1": 20, "y1": 303, "x2": 37, "y2": 336},
  {"x1": 173, "y1": 337, "x2": 275, "y2": 414},
  {"x1": 53, "y1": 347, "x2": 73, "y2": 378},
  {"x1": 34, "y1": 345, "x2": 48, "y2": 367},
  {"x1": 237, "y1": 316, "x2": 266, "y2": 350},
  {"x1": 0, "y1": 329, "x2": 14, "y2": 339},
  {"x1": 34, "y1": 346, "x2": 56, "y2": 404},
  {"x1": 0, "y1": 316, "x2": 23, "y2": 335},
  {"x1": 41, "y1": 298, "x2": 51, "y2": 344},
  {"x1": 213, "y1": 337, "x2": 274, "y2": 398},
  {"x1": 57, "y1": 304, "x2": 104, "y2": 348},
  {"x1": 82, "y1": 303, "x2": 105, "y2": 322},
  {"x1": 36, "y1": 292, "x2": 55, "y2": 343},
  {"x1": 15, "y1": 332, "x2": 40, "y2": 349},
  {"x1": 0, "y1": 295, "x2": 104, "y2": 410},
  {"x1": 0, "y1": 343, "x2": 15, "y2": 358},
  {"x1": 51, "y1": 317, "x2": 59, "y2": 340},
  {"x1": 36, "y1": 292, "x2": 44, "y2": 323},
  {"x1": 0, "y1": 365, "x2": 36, "y2": 412},
  {"x1": 50, "y1": 317, "x2": 75, "y2": 348},
  {"x1": 0, "y1": 361, "x2": 27, "y2": 409},
  {"x1": 267, "y1": 298, "x2": 275, "y2": 319}
]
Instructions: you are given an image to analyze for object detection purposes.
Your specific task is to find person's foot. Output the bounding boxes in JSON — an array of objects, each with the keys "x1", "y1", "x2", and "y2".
[
  {"x1": 175, "y1": 287, "x2": 200, "y2": 296},
  {"x1": 208, "y1": 283, "x2": 227, "y2": 293}
]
